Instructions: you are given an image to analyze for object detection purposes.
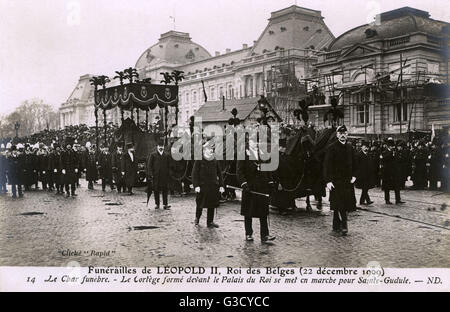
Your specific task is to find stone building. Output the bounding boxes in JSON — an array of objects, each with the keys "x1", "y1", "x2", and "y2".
[
  {"x1": 59, "y1": 5, "x2": 334, "y2": 129},
  {"x1": 311, "y1": 7, "x2": 449, "y2": 138}
]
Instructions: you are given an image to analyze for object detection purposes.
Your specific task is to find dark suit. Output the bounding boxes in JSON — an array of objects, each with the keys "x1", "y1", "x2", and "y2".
[
  {"x1": 7, "y1": 152, "x2": 24, "y2": 197},
  {"x1": 355, "y1": 151, "x2": 375, "y2": 205},
  {"x1": 49, "y1": 151, "x2": 63, "y2": 193},
  {"x1": 147, "y1": 151, "x2": 170, "y2": 206},
  {"x1": 122, "y1": 152, "x2": 137, "y2": 193},
  {"x1": 85, "y1": 152, "x2": 98, "y2": 189},
  {"x1": 237, "y1": 154, "x2": 275, "y2": 240},
  {"x1": 99, "y1": 152, "x2": 113, "y2": 191},
  {"x1": 192, "y1": 158, "x2": 224, "y2": 224},
  {"x1": 323, "y1": 141, "x2": 357, "y2": 231},
  {"x1": 112, "y1": 151, "x2": 124, "y2": 192},
  {"x1": 381, "y1": 148, "x2": 403, "y2": 203},
  {"x1": 60, "y1": 149, "x2": 79, "y2": 196}
]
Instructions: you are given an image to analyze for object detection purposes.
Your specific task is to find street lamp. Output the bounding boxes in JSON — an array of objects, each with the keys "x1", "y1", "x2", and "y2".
[
  {"x1": 14, "y1": 122, "x2": 20, "y2": 138},
  {"x1": 228, "y1": 108, "x2": 240, "y2": 126}
]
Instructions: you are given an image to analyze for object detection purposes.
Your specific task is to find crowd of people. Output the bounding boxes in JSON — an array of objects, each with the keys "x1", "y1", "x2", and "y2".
[{"x1": 0, "y1": 123, "x2": 449, "y2": 241}]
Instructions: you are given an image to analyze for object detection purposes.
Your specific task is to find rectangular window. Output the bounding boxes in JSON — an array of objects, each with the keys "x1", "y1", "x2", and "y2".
[
  {"x1": 393, "y1": 101, "x2": 408, "y2": 122},
  {"x1": 355, "y1": 104, "x2": 370, "y2": 125},
  {"x1": 192, "y1": 91, "x2": 197, "y2": 103},
  {"x1": 210, "y1": 88, "x2": 215, "y2": 100},
  {"x1": 351, "y1": 89, "x2": 371, "y2": 125}
]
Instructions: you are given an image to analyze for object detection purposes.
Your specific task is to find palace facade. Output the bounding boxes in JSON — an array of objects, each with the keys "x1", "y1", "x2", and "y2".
[
  {"x1": 59, "y1": 5, "x2": 449, "y2": 137},
  {"x1": 59, "y1": 5, "x2": 334, "y2": 128}
]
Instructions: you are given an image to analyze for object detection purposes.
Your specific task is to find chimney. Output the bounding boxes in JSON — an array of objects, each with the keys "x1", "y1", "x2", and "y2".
[
  {"x1": 215, "y1": 51, "x2": 220, "y2": 56},
  {"x1": 226, "y1": 48, "x2": 231, "y2": 53},
  {"x1": 243, "y1": 43, "x2": 248, "y2": 49}
]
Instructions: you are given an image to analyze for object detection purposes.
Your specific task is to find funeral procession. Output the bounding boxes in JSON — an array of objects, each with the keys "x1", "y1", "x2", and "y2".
[{"x1": 0, "y1": 3, "x2": 449, "y2": 269}]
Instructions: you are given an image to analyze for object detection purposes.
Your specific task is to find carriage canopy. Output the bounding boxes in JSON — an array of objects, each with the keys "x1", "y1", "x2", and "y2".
[{"x1": 94, "y1": 83, "x2": 179, "y2": 111}]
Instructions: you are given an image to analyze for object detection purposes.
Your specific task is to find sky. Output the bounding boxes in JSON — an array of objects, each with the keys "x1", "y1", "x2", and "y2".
[{"x1": 0, "y1": 0, "x2": 448, "y2": 115}]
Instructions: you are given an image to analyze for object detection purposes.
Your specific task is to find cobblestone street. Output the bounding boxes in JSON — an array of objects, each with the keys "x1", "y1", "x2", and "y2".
[{"x1": 0, "y1": 180, "x2": 449, "y2": 268}]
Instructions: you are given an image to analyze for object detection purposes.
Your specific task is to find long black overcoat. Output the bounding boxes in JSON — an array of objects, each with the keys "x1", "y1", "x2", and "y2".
[
  {"x1": 122, "y1": 152, "x2": 137, "y2": 188},
  {"x1": 323, "y1": 141, "x2": 357, "y2": 212},
  {"x1": 381, "y1": 149, "x2": 403, "y2": 190},
  {"x1": 147, "y1": 151, "x2": 171, "y2": 191},
  {"x1": 355, "y1": 151, "x2": 375, "y2": 190},
  {"x1": 237, "y1": 156, "x2": 275, "y2": 218}
]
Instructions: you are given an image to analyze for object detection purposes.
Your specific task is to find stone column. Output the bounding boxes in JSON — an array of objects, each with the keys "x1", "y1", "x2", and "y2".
[
  {"x1": 60, "y1": 113, "x2": 64, "y2": 129},
  {"x1": 252, "y1": 74, "x2": 257, "y2": 97}
]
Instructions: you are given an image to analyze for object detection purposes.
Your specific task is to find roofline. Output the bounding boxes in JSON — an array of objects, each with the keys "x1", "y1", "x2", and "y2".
[
  {"x1": 270, "y1": 5, "x2": 322, "y2": 18},
  {"x1": 181, "y1": 47, "x2": 253, "y2": 69}
]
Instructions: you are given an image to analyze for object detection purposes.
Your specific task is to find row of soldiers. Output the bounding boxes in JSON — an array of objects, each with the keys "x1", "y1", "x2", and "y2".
[
  {"x1": 0, "y1": 137, "x2": 140, "y2": 198},
  {"x1": 363, "y1": 139, "x2": 449, "y2": 191}
]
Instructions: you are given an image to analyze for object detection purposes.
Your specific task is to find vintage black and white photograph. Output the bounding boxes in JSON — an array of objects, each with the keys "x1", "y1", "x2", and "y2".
[{"x1": 0, "y1": 0, "x2": 449, "y2": 292}]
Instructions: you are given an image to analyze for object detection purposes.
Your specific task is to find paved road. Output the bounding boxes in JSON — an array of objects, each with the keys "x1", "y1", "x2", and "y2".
[{"x1": 0, "y1": 181, "x2": 449, "y2": 268}]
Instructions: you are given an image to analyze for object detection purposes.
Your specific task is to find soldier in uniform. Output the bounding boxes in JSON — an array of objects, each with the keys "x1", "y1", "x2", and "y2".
[
  {"x1": 412, "y1": 141, "x2": 428, "y2": 190},
  {"x1": 112, "y1": 143, "x2": 124, "y2": 193},
  {"x1": 381, "y1": 138, "x2": 405, "y2": 205},
  {"x1": 122, "y1": 143, "x2": 137, "y2": 195},
  {"x1": 355, "y1": 140, "x2": 375, "y2": 205},
  {"x1": 323, "y1": 125, "x2": 357, "y2": 236},
  {"x1": 0, "y1": 144, "x2": 8, "y2": 195},
  {"x1": 98, "y1": 145, "x2": 114, "y2": 192},
  {"x1": 60, "y1": 137, "x2": 79, "y2": 197},
  {"x1": 7, "y1": 144, "x2": 24, "y2": 198},
  {"x1": 192, "y1": 140, "x2": 224, "y2": 227},
  {"x1": 237, "y1": 138, "x2": 277, "y2": 243},
  {"x1": 147, "y1": 140, "x2": 171, "y2": 209}
]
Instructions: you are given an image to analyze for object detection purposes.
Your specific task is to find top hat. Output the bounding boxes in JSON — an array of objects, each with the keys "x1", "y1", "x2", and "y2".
[
  {"x1": 336, "y1": 125, "x2": 348, "y2": 132},
  {"x1": 126, "y1": 142, "x2": 134, "y2": 149}
]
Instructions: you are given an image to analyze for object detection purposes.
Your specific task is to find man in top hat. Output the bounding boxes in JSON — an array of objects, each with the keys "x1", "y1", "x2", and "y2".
[
  {"x1": 355, "y1": 140, "x2": 375, "y2": 205},
  {"x1": 112, "y1": 143, "x2": 124, "y2": 193},
  {"x1": 7, "y1": 144, "x2": 24, "y2": 198},
  {"x1": 237, "y1": 137, "x2": 277, "y2": 243},
  {"x1": 60, "y1": 137, "x2": 79, "y2": 197},
  {"x1": 192, "y1": 138, "x2": 224, "y2": 227},
  {"x1": 0, "y1": 144, "x2": 8, "y2": 194},
  {"x1": 122, "y1": 142, "x2": 137, "y2": 195},
  {"x1": 323, "y1": 125, "x2": 357, "y2": 235},
  {"x1": 147, "y1": 139, "x2": 171, "y2": 209},
  {"x1": 381, "y1": 137, "x2": 405, "y2": 205}
]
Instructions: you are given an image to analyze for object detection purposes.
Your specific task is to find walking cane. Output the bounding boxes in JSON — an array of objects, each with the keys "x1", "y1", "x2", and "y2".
[{"x1": 225, "y1": 185, "x2": 270, "y2": 197}]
